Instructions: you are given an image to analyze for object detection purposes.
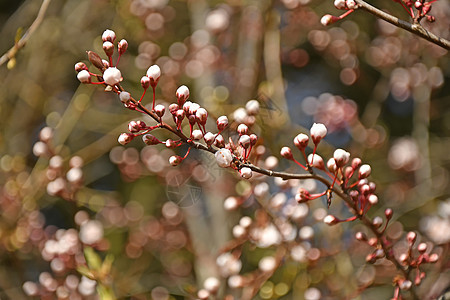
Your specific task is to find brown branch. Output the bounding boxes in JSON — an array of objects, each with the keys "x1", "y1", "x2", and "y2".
[
  {"x1": 0, "y1": 0, "x2": 52, "y2": 67},
  {"x1": 353, "y1": 0, "x2": 450, "y2": 50}
]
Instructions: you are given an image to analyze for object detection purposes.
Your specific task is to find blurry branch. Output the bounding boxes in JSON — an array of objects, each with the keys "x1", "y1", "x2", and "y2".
[
  {"x1": 0, "y1": 0, "x2": 52, "y2": 68},
  {"x1": 354, "y1": 0, "x2": 450, "y2": 50}
]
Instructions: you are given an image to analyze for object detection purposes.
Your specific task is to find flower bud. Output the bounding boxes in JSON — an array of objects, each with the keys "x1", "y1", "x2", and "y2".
[
  {"x1": 310, "y1": 123, "x2": 327, "y2": 144},
  {"x1": 417, "y1": 243, "x2": 427, "y2": 253},
  {"x1": 204, "y1": 132, "x2": 215, "y2": 146},
  {"x1": 154, "y1": 104, "x2": 165, "y2": 118},
  {"x1": 351, "y1": 157, "x2": 362, "y2": 169},
  {"x1": 128, "y1": 120, "x2": 146, "y2": 133},
  {"x1": 399, "y1": 280, "x2": 412, "y2": 290},
  {"x1": 169, "y1": 103, "x2": 179, "y2": 114},
  {"x1": 102, "y1": 59, "x2": 109, "y2": 68},
  {"x1": 320, "y1": 14, "x2": 338, "y2": 26},
  {"x1": 308, "y1": 154, "x2": 325, "y2": 169},
  {"x1": 334, "y1": 0, "x2": 346, "y2": 9},
  {"x1": 237, "y1": 124, "x2": 248, "y2": 135},
  {"x1": 165, "y1": 139, "x2": 177, "y2": 148},
  {"x1": 146, "y1": 65, "x2": 161, "y2": 88},
  {"x1": 119, "y1": 91, "x2": 131, "y2": 104},
  {"x1": 118, "y1": 39, "x2": 128, "y2": 55},
  {"x1": 103, "y1": 41, "x2": 114, "y2": 57},
  {"x1": 102, "y1": 29, "x2": 116, "y2": 43},
  {"x1": 406, "y1": 232, "x2": 417, "y2": 244},
  {"x1": 239, "y1": 167, "x2": 252, "y2": 179},
  {"x1": 142, "y1": 134, "x2": 160, "y2": 145},
  {"x1": 295, "y1": 188, "x2": 311, "y2": 203},
  {"x1": 215, "y1": 148, "x2": 233, "y2": 168},
  {"x1": 217, "y1": 116, "x2": 229, "y2": 131},
  {"x1": 368, "y1": 194, "x2": 378, "y2": 205},
  {"x1": 333, "y1": 148, "x2": 350, "y2": 166},
  {"x1": 359, "y1": 164, "x2": 371, "y2": 179},
  {"x1": 169, "y1": 155, "x2": 183, "y2": 166},
  {"x1": 355, "y1": 232, "x2": 367, "y2": 241},
  {"x1": 188, "y1": 103, "x2": 200, "y2": 116},
  {"x1": 323, "y1": 215, "x2": 338, "y2": 225},
  {"x1": 250, "y1": 134, "x2": 258, "y2": 146},
  {"x1": 88, "y1": 51, "x2": 105, "y2": 71},
  {"x1": 75, "y1": 62, "x2": 88, "y2": 72},
  {"x1": 384, "y1": 208, "x2": 393, "y2": 219},
  {"x1": 141, "y1": 76, "x2": 150, "y2": 90},
  {"x1": 372, "y1": 216, "x2": 383, "y2": 228},
  {"x1": 192, "y1": 129, "x2": 203, "y2": 140},
  {"x1": 176, "y1": 109, "x2": 185, "y2": 120},
  {"x1": 214, "y1": 134, "x2": 225, "y2": 148},
  {"x1": 103, "y1": 67, "x2": 122, "y2": 86},
  {"x1": 203, "y1": 277, "x2": 220, "y2": 294},
  {"x1": 77, "y1": 70, "x2": 91, "y2": 83},
  {"x1": 294, "y1": 133, "x2": 309, "y2": 151},
  {"x1": 327, "y1": 158, "x2": 337, "y2": 172},
  {"x1": 245, "y1": 100, "x2": 260, "y2": 115},
  {"x1": 196, "y1": 108, "x2": 208, "y2": 125},
  {"x1": 176, "y1": 85, "x2": 189, "y2": 106},
  {"x1": 118, "y1": 133, "x2": 134, "y2": 145},
  {"x1": 280, "y1": 147, "x2": 294, "y2": 160},
  {"x1": 346, "y1": 0, "x2": 357, "y2": 9},
  {"x1": 239, "y1": 135, "x2": 251, "y2": 149}
]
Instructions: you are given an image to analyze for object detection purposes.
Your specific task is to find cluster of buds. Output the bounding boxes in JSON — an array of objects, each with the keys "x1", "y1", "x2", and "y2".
[
  {"x1": 321, "y1": 0, "x2": 358, "y2": 26},
  {"x1": 392, "y1": 0, "x2": 436, "y2": 22}
]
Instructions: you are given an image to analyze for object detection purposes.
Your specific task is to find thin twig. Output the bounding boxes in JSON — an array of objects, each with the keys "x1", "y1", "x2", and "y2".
[{"x1": 0, "y1": 0, "x2": 52, "y2": 67}]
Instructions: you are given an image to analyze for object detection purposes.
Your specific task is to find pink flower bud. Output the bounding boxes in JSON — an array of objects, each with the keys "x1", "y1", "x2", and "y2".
[
  {"x1": 118, "y1": 39, "x2": 128, "y2": 55},
  {"x1": 333, "y1": 148, "x2": 350, "y2": 166},
  {"x1": 204, "y1": 132, "x2": 215, "y2": 146},
  {"x1": 368, "y1": 194, "x2": 378, "y2": 205},
  {"x1": 280, "y1": 147, "x2": 294, "y2": 160},
  {"x1": 417, "y1": 243, "x2": 427, "y2": 253},
  {"x1": 359, "y1": 164, "x2": 371, "y2": 178},
  {"x1": 154, "y1": 104, "x2": 165, "y2": 118},
  {"x1": 103, "y1": 41, "x2": 114, "y2": 57},
  {"x1": 294, "y1": 133, "x2": 309, "y2": 151},
  {"x1": 196, "y1": 108, "x2": 208, "y2": 125},
  {"x1": 324, "y1": 215, "x2": 338, "y2": 225},
  {"x1": 146, "y1": 65, "x2": 161, "y2": 88},
  {"x1": 334, "y1": 0, "x2": 346, "y2": 9},
  {"x1": 406, "y1": 231, "x2": 417, "y2": 244},
  {"x1": 102, "y1": 29, "x2": 116, "y2": 43},
  {"x1": 192, "y1": 129, "x2": 203, "y2": 140},
  {"x1": 239, "y1": 167, "x2": 252, "y2": 179},
  {"x1": 351, "y1": 157, "x2": 362, "y2": 169},
  {"x1": 169, "y1": 155, "x2": 183, "y2": 166},
  {"x1": 250, "y1": 134, "x2": 258, "y2": 145},
  {"x1": 429, "y1": 253, "x2": 439, "y2": 263},
  {"x1": 327, "y1": 158, "x2": 337, "y2": 172},
  {"x1": 310, "y1": 123, "x2": 327, "y2": 144},
  {"x1": 141, "y1": 76, "x2": 150, "y2": 90},
  {"x1": 239, "y1": 135, "x2": 251, "y2": 149},
  {"x1": 103, "y1": 67, "x2": 122, "y2": 86},
  {"x1": 75, "y1": 62, "x2": 88, "y2": 72},
  {"x1": 176, "y1": 85, "x2": 190, "y2": 106},
  {"x1": 245, "y1": 100, "x2": 260, "y2": 115},
  {"x1": 128, "y1": 120, "x2": 146, "y2": 133},
  {"x1": 77, "y1": 70, "x2": 91, "y2": 83},
  {"x1": 119, "y1": 91, "x2": 131, "y2": 104},
  {"x1": 295, "y1": 188, "x2": 311, "y2": 203},
  {"x1": 217, "y1": 116, "x2": 229, "y2": 131},
  {"x1": 237, "y1": 124, "x2": 248, "y2": 135},
  {"x1": 215, "y1": 148, "x2": 233, "y2": 168},
  {"x1": 307, "y1": 154, "x2": 325, "y2": 169},
  {"x1": 384, "y1": 208, "x2": 393, "y2": 219},
  {"x1": 118, "y1": 133, "x2": 134, "y2": 145},
  {"x1": 142, "y1": 134, "x2": 160, "y2": 145}
]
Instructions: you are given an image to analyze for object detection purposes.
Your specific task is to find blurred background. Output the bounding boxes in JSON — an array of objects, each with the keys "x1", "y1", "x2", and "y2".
[{"x1": 0, "y1": 0, "x2": 449, "y2": 299}]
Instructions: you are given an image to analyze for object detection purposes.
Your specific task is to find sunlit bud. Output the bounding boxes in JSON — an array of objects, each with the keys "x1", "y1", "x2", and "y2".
[
  {"x1": 308, "y1": 154, "x2": 324, "y2": 169},
  {"x1": 169, "y1": 155, "x2": 183, "y2": 166},
  {"x1": 102, "y1": 29, "x2": 116, "y2": 43},
  {"x1": 245, "y1": 100, "x2": 260, "y2": 115},
  {"x1": 203, "y1": 277, "x2": 220, "y2": 294},
  {"x1": 169, "y1": 103, "x2": 179, "y2": 114},
  {"x1": 346, "y1": 0, "x2": 357, "y2": 9},
  {"x1": 351, "y1": 157, "x2": 362, "y2": 169},
  {"x1": 361, "y1": 184, "x2": 370, "y2": 194},
  {"x1": 384, "y1": 208, "x2": 393, "y2": 219},
  {"x1": 102, "y1": 59, "x2": 109, "y2": 68},
  {"x1": 310, "y1": 123, "x2": 327, "y2": 144},
  {"x1": 146, "y1": 65, "x2": 161, "y2": 87},
  {"x1": 118, "y1": 133, "x2": 134, "y2": 145},
  {"x1": 119, "y1": 91, "x2": 131, "y2": 103},
  {"x1": 128, "y1": 120, "x2": 146, "y2": 133},
  {"x1": 142, "y1": 134, "x2": 160, "y2": 145},
  {"x1": 183, "y1": 101, "x2": 192, "y2": 114},
  {"x1": 417, "y1": 243, "x2": 427, "y2": 253},
  {"x1": 165, "y1": 139, "x2": 177, "y2": 148},
  {"x1": 406, "y1": 231, "x2": 417, "y2": 244},
  {"x1": 333, "y1": 149, "x2": 350, "y2": 166},
  {"x1": 399, "y1": 253, "x2": 409, "y2": 264},
  {"x1": 103, "y1": 41, "x2": 114, "y2": 57},
  {"x1": 196, "y1": 108, "x2": 208, "y2": 125},
  {"x1": 239, "y1": 135, "x2": 251, "y2": 149},
  {"x1": 359, "y1": 164, "x2": 371, "y2": 178},
  {"x1": 118, "y1": 39, "x2": 128, "y2": 55},
  {"x1": 154, "y1": 104, "x2": 165, "y2": 118},
  {"x1": 197, "y1": 289, "x2": 210, "y2": 300},
  {"x1": 355, "y1": 232, "x2": 367, "y2": 241},
  {"x1": 324, "y1": 215, "x2": 338, "y2": 225},
  {"x1": 215, "y1": 148, "x2": 233, "y2": 168},
  {"x1": 399, "y1": 280, "x2": 412, "y2": 290},
  {"x1": 372, "y1": 216, "x2": 383, "y2": 228},
  {"x1": 75, "y1": 62, "x2": 88, "y2": 72},
  {"x1": 204, "y1": 132, "x2": 215, "y2": 146},
  {"x1": 429, "y1": 253, "x2": 439, "y2": 263},
  {"x1": 327, "y1": 158, "x2": 337, "y2": 172},
  {"x1": 237, "y1": 124, "x2": 248, "y2": 135},
  {"x1": 77, "y1": 70, "x2": 91, "y2": 83},
  {"x1": 217, "y1": 116, "x2": 229, "y2": 131},
  {"x1": 141, "y1": 76, "x2": 150, "y2": 89},
  {"x1": 214, "y1": 134, "x2": 225, "y2": 148},
  {"x1": 176, "y1": 85, "x2": 190, "y2": 106},
  {"x1": 334, "y1": 0, "x2": 346, "y2": 9},
  {"x1": 294, "y1": 133, "x2": 309, "y2": 151},
  {"x1": 258, "y1": 256, "x2": 277, "y2": 273},
  {"x1": 368, "y1": 194, "x2": 378, "y2": 205},
  {"x1": 239, "y1": 167, "x2": 252, "y2": 179},
  {"x1": 103, "y1": 67, "x2": 122, "y2": 86},
  {"x1": 192, "y1": 129, "x2": 203, "y2": 140},
  {"x1": 320, "y1": 14, "x2": 339, "y2": 26},
  {"x1": 280, "y1": 147, "x2": 294, "y2": 160},
  {"x1": 250, "y1": 134, "x2": 258, "y2": 146}
]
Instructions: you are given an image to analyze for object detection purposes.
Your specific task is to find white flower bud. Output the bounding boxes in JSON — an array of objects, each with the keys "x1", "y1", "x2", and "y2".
[
  {"x1": 103, "y1": 67, "x2": 122, "y2": 86},
  {"x1": 237, "y1": 124, "x2": 248, "y2": 135},
  {"x1": 239, "y1": 167, "x2": 252, "y2": 179},
  {"x1": 66, "y1": 168, "x2": 83, "y2": 183},
  {"x1": 169, "y1": 155, "x2": 183, "y2": 166},
  {"x1": 77, "y1": 70, "x2": 91, "y2": 83},
  {"x1": 233, "y1": 108, "x2": 247, "y2": 123},
  {"x1": 368, "y1": 194, "x2": 378, "y2": 205},
  {"x1": 119, "y1": 91, "x2": 131, "y2": 103},
  {"x1": 217, "y1": 116, "x2": 229, "y2": 131},
  {"x1": 359, "y1": 164, "x2": 371, "y2": 178},
  {"x1": 141, "y1": 76, "x2": 150, "y2": 89},
  {"x1": 239, "y1": 135, "x2": 251, "y2": 149},
  {"x1": 192, "y1": 129, "x2": 203, "y2": 140},
  {"x1": 118, "y1": 133, "x2": 133, "y2": 145},
  {"x1": 321, "y1": 14, "x2": 336, "y2": 26},
  {"x1": 154, "y1": 104, "x2": 165, "y2": 118},
  {"x1": 327, "y1": 158, "x2": 337, "y2": 172},
  {"x1": 215, "y1": 148, "x2": 233, "y2": 168},
  {"x1": 118, "y1": 39, "x2": 128, "y2": 55},
  {"x1": 102, "y1": 41, "x2": 114, "y2": 57},
  {"x1": 203, "y1": 132, "x2": 215, "y2": 145},
  {"x1": 176, "y1": 85, "x2": 189, "y2": 106},
  {"x1": 346, "y1": 0, "x2": 357, "y2": 9},
  {"x1": 294, "y1": 133, "x2": 309, "y2": 150},
  {"x1": 146, "y1": 65, "x2": 161, "y2": 87},
  {"x1": 310, "y1": 123, "x2": 327, "y2": 144},
  {"x1": 102, "y1": 29, "x2": 116, "y2": 43},
  {"x1": 196, "y1": 107, "x2": 208, "y2": 124},
  {"x1": 280, "y1": 147, "x2": 293, "y2": 160},
  {"x1": 334, "y1": 0, "x2": 346, "y2": 9},
  {"x1": 232, "y1": 225, "x2": 246, "y2": 238},
  {"x1": 245, "y1": 100, "x2": 260, "y2": 115},
  {"x1": 308, "y1": 154, "x2": 325, "y2": 169},
  {"x1": 333, "y1": 149, "x2": 350, "y2": 166},
  {"x1": 323, "y1": 215, "x2": 338, "y2": 225}
]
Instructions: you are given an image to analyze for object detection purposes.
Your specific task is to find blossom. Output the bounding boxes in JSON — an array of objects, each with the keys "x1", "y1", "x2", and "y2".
[{"x1": 215, "y1": 148, "x2": 233, "y2": 167}]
